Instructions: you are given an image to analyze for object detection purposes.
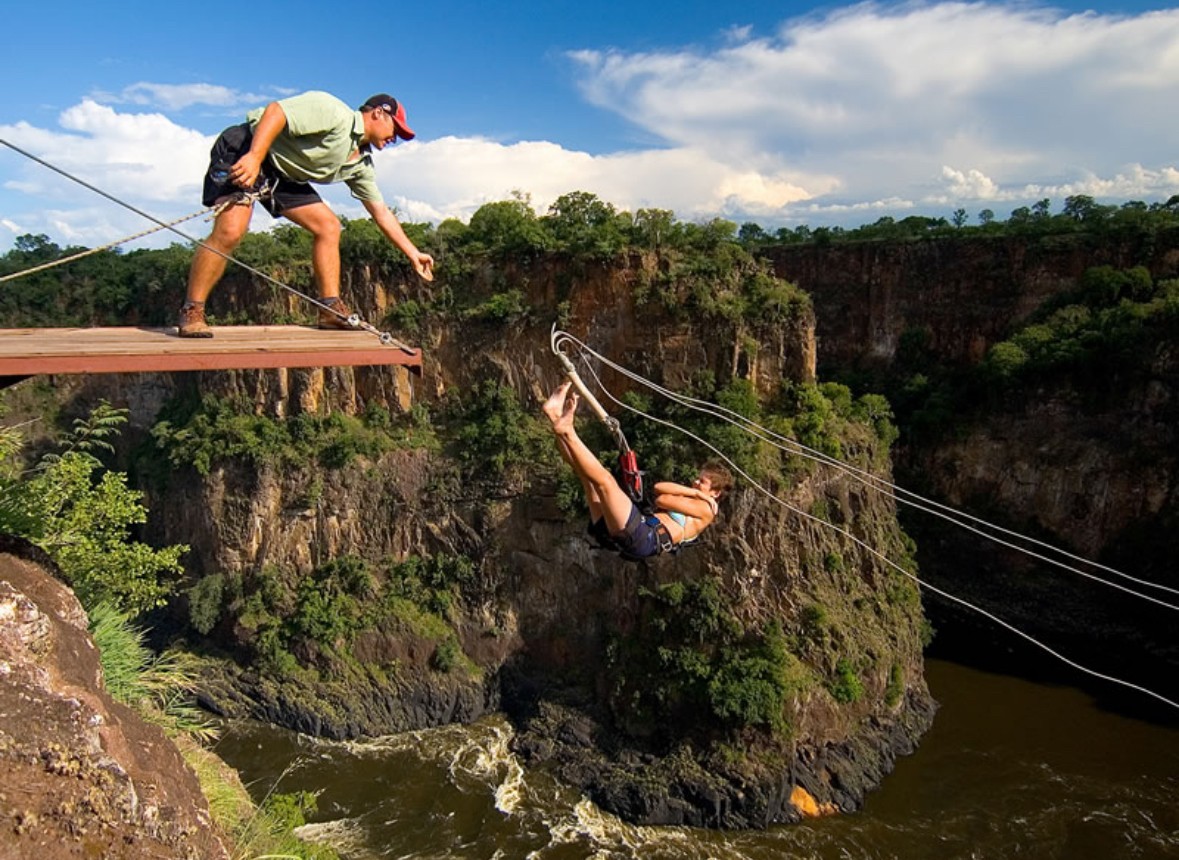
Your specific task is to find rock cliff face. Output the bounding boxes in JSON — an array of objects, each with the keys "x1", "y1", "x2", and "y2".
[
  {"x1": 901, "y1": 351, "x2": 1179, "y2": 704},
  {"x1": 0, "y1": 536, "x2": 228, "y2": 859},
  {"x1": 762, "y1": 227, "x2": 1179, "y2": 370},
  {"x1": 58, "y1": 249, "x2": 934, "y2": 825},
  {"x1": 761, "y1": 231, "x2": 1179, "y2": 704}
]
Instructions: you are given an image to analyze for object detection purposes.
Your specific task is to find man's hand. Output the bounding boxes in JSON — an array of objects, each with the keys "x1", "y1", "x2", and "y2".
[
  {"x1": 230, "y1": 151, "x2": 265, "y2": 189},
  {"x1": 231, "y1": 102, "x2": 287, "y2": 189},
  {"x1": 413, "y1": 252, "x2": 435, "y2": 282}
]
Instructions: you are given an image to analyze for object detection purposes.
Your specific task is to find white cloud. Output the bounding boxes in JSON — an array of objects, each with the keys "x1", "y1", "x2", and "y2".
[
  {"x1": 364, "y1": 136, "x2": 826, "y2": 224},
  {"x1": 3, "y1": 2, "x2": 1179, "y2": 251},
  {"x1": 569, "y1": 2, "x2": 1179, "y2": 219},
  {"x1": 0, "y1": 102, "x2": 214, "y2": 250},
  {"x1": 940, "y1": 166, "x2": 1001, "y2": 201},
  {"x1": 94, "y1": 82, "x2": 274, "y2": 112},
  {"x1": 933, "y1": 163, "x2": 1179, "y2": 208},
  {"x1": 1, "y1": 100, "x2": 210, "y2": 210}
]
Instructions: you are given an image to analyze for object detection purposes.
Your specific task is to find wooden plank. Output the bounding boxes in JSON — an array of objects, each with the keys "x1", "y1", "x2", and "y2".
[{"x1": 0, "y1": 326, "x2": 421, "y2": 376}]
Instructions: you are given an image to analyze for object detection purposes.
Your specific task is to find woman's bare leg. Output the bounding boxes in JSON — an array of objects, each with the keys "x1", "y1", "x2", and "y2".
[
  {"x1": 543, "y1": 382, "x2": 632, "y2": 533},
  {"x1": 554, "y1": 434, "x2": 605, "y2": 522}
]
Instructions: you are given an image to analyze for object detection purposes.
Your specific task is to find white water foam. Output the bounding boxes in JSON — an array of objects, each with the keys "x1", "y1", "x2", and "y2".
[
  {"x1": 533, "y1": 797, "x2": 724, "y2": 860},
  {"x1": 294, "y1": 816, "x2": 372, "y2": 857},
  {"x1": 443, "y1": 718, "x2": 528, "y2": 814}
]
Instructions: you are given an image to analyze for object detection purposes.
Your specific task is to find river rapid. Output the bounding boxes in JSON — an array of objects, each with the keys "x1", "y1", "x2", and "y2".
[{"x1": 212, "y1": 658, "x2": 1179, "y2": 860}]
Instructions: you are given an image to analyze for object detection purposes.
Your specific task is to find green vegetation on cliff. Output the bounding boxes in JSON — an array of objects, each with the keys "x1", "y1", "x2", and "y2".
[
  {"x1": 0, "y1": 402, "x2": 185, "y2": 615},
  {"x1": 146, "y1": 389, "x2": 437, "y2": 479},
  {"x1": 741, "y1": 194, "x2": 1179, "y2": 246},
  {"x1": 3, "y1": 192, "x2": 1178, "y2": 331},
  {"x1": 981, "y1": 267, "x2": 1179, "y2": 385},
  {"x1": 608, "y1": 580, "x2": 809, "y2": 739},
  {"x1": 890, "y1": 265, "x2": 1179, "y2": 443},
  {"x1": 208, "y1": 552, "x2": 479, "y2": 681},
  {"x1": 619, "y1": 375, "x2": 897, "y2": 490}
]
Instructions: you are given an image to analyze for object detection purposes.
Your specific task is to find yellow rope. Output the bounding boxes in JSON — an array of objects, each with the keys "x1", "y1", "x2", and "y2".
[{"x1": 0, "y1": 206, "x2": 216, "y2": 284}]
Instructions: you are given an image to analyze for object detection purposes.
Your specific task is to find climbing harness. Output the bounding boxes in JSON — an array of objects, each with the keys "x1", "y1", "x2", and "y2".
[
  {"x1": 551, "y1": 328, "x2": 1179, "y2": 710},
  {"x1": 0, "y1": 137, "x2": 413, "y2": 353}
]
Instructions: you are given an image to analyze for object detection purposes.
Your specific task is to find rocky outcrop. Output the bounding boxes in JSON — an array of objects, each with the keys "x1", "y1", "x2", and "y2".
[
  {"x1": 195, "y1": 655, "x2": 499, "y2": 740},
  {"x1": 0, "y1": 536, "x2": 228, "y2": 859},
  {"x1": 502, "y1": 472, "x2": 937, "y2": 825}
]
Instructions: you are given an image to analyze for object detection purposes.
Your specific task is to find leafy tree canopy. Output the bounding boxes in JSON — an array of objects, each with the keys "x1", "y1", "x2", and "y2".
[{"x1": 0, "y1": 402, "x2": 186, "y2": 615}]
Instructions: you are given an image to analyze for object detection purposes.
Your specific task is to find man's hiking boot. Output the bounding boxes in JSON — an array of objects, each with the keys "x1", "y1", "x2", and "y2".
[
  {"x1": 317, "y1": 297, "x2": 359, "y2": 330},
  {"x1": 177, "y1": 302, "x2": 213, "y2": 338}
]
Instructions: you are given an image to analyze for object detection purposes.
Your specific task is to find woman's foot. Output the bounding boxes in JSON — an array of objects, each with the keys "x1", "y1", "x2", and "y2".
[{"x1": 543, "y1": 382, "x2": 578, "y2": 433}]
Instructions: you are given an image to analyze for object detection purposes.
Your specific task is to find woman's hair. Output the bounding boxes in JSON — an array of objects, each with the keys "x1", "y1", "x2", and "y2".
[{"x1": 700, "y1": 461, "x2": 734, "y2": 496}]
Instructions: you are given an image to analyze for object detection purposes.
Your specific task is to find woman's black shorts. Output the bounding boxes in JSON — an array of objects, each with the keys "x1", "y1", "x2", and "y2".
[{"x1": 587, "y1": 505, "x2": 663, "y2": 559}]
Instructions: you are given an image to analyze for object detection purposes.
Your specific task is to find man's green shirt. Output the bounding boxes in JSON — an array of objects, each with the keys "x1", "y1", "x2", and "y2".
[{"x1": 247, "y1": 91, "x2": 383, "y2": 204}]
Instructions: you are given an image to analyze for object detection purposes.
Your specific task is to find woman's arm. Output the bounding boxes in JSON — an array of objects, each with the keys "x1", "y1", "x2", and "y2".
[{"x1": 653, "y1": 481, "x2": 717, "y2": 520}]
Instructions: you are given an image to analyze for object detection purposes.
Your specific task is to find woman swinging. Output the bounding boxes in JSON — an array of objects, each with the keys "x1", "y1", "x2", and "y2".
[{"x1": 542, "y1": 381, "x2": 732, "y2": 559}]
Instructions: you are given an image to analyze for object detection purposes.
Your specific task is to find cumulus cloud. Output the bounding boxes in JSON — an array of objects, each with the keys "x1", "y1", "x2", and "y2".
[
  {"x1": 2, "y1": 100, "x2": 209, "y2": 207},
  {"x1": 0, "y1": 101, "x2": 213, "y2": 249},
  {"x1": 940, "y1": 166, "x2": 1001, "y2": 201},
  {"x1": 93, "y1": 82, "x2": 275, "y2": 112},
  {"x1": 365, "y1": 136, "x2": 827, "y2": 225},
  {"x1": 570, "y1": 2, "x2": 1179, "y2": 219}
]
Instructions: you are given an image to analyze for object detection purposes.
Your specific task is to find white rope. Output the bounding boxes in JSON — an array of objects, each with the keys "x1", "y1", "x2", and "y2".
[
  {"x1": 554, "y1": 330, "x2": 1179, "y2": 609},
  {"x1": 551, "y1": 330, "x2": 1179, "y2": 711}
]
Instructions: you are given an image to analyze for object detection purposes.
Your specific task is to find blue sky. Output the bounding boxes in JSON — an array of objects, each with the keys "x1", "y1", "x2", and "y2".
[{"x1": 2, "y1": 0, "x2": 1178, "y2": 251}]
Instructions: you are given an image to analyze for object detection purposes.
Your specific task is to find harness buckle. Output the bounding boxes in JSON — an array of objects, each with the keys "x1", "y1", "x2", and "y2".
[{"x1": 651, "y1": 518, "x2": 676, "y2": 555}]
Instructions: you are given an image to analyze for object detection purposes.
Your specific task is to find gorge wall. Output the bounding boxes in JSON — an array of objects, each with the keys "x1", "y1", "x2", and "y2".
[
  {"x1": 763, "y1": 230, "x2": 1179, "y2": 707},
  {"x1": 38, "y1": 248, "x2": 935, "y2": 827},
  {"x1": 762, "y1": 227, "x2": 1179, "y2": 370}
]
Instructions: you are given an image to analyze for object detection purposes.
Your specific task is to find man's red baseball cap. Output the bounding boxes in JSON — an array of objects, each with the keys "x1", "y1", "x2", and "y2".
[{"x1": 362, "y1": 94, "x2": 415, "y2": 141}]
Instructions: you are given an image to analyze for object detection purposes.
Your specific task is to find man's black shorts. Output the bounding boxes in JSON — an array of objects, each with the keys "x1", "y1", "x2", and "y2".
[{"x1": 202, "y1": 123, "x2": 322, "y2": 217}]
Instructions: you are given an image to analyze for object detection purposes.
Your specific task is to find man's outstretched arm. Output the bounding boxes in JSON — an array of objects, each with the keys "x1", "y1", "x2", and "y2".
[{"x1": 363, "y1": 200, "x2": 435, "y2": 278}]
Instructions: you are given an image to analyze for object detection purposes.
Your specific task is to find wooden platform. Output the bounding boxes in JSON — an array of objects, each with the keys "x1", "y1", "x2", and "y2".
[{"x1": 0, "y1": 326, "x2": 422, "y2": 378}]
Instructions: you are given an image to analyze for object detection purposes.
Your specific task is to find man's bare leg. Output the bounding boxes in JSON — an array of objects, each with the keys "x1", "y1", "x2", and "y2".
[
  {"x1": 185, "y1": 201, "x2": 254, "y2": 303},
  {"x1": 283, "y1": 202, "x2": 342, "y2": 300}
]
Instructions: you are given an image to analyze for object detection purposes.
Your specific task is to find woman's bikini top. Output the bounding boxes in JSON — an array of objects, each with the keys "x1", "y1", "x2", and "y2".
[{"x1": 667, "y1": 497, "x2": 717, "y2": 541}]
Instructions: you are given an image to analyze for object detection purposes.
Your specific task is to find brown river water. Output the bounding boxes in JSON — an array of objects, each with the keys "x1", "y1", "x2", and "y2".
[{"x1": 212, "y1": 657, "x2": 1179, "y2": 859}]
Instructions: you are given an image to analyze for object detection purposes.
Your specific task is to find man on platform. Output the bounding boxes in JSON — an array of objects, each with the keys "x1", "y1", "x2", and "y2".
[{"x1": 178, "y1": 90, "x2": 433, "y2": 337}]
